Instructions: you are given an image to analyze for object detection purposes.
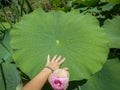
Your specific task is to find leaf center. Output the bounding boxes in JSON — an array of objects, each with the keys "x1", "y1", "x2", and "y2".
[{"x1": 56, "y1": 40, "x2": 60, "y2": 45}]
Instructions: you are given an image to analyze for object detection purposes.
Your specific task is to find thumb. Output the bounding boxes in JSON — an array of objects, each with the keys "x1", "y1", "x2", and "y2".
[{"x1": 63, "y1": 68, "x2": 69, "y2": 71}]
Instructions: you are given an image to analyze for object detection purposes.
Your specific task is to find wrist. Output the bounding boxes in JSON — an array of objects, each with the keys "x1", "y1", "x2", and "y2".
[
  {"x1": 42, "y1": 68, "x2": 52, "y2": 74},
  {"x1": 44, "y1": 66, "x2": 54, "y2": 73}
]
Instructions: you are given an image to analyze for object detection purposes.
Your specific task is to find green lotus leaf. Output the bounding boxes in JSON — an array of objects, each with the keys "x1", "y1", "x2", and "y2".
[
  {"x1": 0, "y1": 43, "x2": 10, "y2": 62},
  {"x1": 0, "y1": 62, "x2": 20, "y2": 90},
  {"x1": 0, "y1": 68, "x2": 5, "y2": 90},
  {"x1": 103, "y1": 16, "x2": 120, "y2": 48},
  {"x1": 100, "y1": 0, "x2": 120, "y2": 4},
  {"x1": 76, "y1": 0, "x2": 98, "y2": 6},
  {"x1": 10, "y1": 8, "x2": 109, "y2": 80},
  {"x1": 100, "y1": 3, "x2": 115, "y2": 11},
  {"x1": 0, "y1": 30, "x2": 12, "y2": 63},
  {"x1": 81, "y1": 58, "x2": 120, "y2": 90}
]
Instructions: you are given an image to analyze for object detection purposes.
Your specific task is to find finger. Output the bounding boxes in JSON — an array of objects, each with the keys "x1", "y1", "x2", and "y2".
[
  {"x1": 58, "y1": 57, "x2": 66, "y2": 65},
  {"x1": 63, "y1": 68, "x2": 69, "y2": 71},
  {"x1": 47, "y1": 54, "x2": 50, "y2": 65},
  {"x1": 51, "y1": 55, "x2": 57, "y2": 61},
  {"x1": 55, "y1": 55, "x2": 62, "y2": 62}
]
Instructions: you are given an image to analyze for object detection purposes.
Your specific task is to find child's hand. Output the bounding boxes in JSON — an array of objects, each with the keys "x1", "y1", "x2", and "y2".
[{"x1": 45, "y1": 54, "x2": 66, "y2": 71}]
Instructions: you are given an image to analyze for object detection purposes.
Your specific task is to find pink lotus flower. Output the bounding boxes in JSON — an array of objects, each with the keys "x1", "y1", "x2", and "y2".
[{"x1": 49, "y1": 69, "x2": 69, "y2": 90}]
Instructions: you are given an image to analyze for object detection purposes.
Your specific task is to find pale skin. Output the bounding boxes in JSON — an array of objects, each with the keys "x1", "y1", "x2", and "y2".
[{"x1": 22, "y1": 54, "x2": 68, "y2": 90}]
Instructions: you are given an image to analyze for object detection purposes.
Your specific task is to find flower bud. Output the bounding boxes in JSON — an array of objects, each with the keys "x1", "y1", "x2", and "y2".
[{"x1": 49, "y1": 69, "x2": 69, "y2": 90}]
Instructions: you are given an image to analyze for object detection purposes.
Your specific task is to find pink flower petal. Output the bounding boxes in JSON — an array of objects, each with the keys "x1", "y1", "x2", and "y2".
[{"x1": 49, "y1": 69, "x2": 69, "y2": 90}]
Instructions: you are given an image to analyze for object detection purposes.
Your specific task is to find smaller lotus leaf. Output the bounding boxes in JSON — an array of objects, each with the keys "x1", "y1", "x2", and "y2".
[
  {"x1": 81, "y1": 58, "x2": 120, "y2": 90},
  {"x1": 0, "y1": 30, "x2": 12, "y2": 62},
  {"x1": 103, "y1": 16, "x2": 120, "y2": 48},
  {"x1": 77, "y1": 0, "x2": 98, "y2": 6},
  {"x1": 0, "y1": 62, "x2": 20, "y2": 90},
  {"x1": 100, "y1": 0, "x2": 120, "y2": 4}
]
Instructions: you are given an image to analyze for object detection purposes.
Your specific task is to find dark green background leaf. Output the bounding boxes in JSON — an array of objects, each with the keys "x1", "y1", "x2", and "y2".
[
  {"x1": 100, "y1": 0, "x2": 120, "y2": 4},
  {"x1": 103, "y1": 16, "x2": 120, "y2": 48},
  {"x1": 81, "y1": 58, "x2": 120, "y2": 90},
  {"x1": 0, "y1": 30, "x2": 12, "y2": 63},
  {"x1": 76, "y1": 0, "x2": 98, "y2": 6},
  {"x1": 0, "y1": 62, "x2": 20, "y2": 90}
]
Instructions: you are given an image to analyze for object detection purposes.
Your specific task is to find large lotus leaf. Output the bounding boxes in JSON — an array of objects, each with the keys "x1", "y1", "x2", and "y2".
[
  {"x1": 102, "y1": 16, "x2": 120, "y2": 48},
  {"x1": 81, "y1": 58, "x2": 120, "y2": 90},
  {"x1": 10, "y1": 8, "x2": 109, "y2": 80},
  {"x1": 0, "y1": 62, "x2": 20, "y2": 90},
  {"x1": 100, "y1": 0, "x2": 120, "y2": 4}
]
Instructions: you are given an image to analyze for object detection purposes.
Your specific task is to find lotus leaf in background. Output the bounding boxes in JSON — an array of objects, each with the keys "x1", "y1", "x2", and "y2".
[
  {"x1": 0, "y1": 62, "x2": 20, "y2": 90},
  {"x1": 81, "y1": 58, "x2": 120, "y2": 90},
  {"x1": 0, "y1": 42, "x2": 11, "y2": 62},
  {"x1": 10, "y1": 8, "x2": 109, "y2": 81},
  {"x1": 103, "y1": 16, "x2": 120, "y2": 48},
  {"x1": 0, "y1": 24, "x2": 19, "y2": 90},
  {"x1": 76, "y1": 0, "x2": 98, "y2": 6},
  {"x1": 0, "y1": 23, "x2": 12, "y2": 63},
  {"x1": 100, "y1": 0, "x2": 120, "y2": 4}
]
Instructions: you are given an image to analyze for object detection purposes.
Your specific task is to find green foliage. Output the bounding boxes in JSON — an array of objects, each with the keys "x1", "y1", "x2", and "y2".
[
  {"x1": 0, "y1": 0, "x2": 21, "y2": 24},
  {"x1": 0, "y1": 0, "x2": 120, "y2": 90},
  {"x1": 0, "y1": 42, "x2": 10, "y2": 62},
  {"x1": 81, "y1": 58, "x2": 120, "y2": 90},
  {"x1": 51, "y1": 0, "x2": 63, "y2": 7},
  {"x1": 100, "y1": 0, "x2": 120, "y2": 4},
  {"x1": 76, "y1": 0, "x2": 99, "y2": 6},
  {"x1": 0, "y1": 22, "x2": 19, "y2": 90},
  {"x1": 63, "y1": 58, "x2": 120, "y2": 90},
  {"x1": 0, "y1": 25, "x2": 11, "y2": 63},
  {"x1": 103, "y1": 16, "x2": 120, "y2": 48},
  {"x1": 100, "y1": 3, "x2": 115, "y2": 12},
  {"x1": 0, "y1": 62, "x2": 20, "y2": 90}
]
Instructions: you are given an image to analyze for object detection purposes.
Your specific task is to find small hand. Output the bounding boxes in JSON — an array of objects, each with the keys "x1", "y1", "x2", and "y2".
[{"x1": 45, "y1": 54, "x2": 66, "y2": 71}]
